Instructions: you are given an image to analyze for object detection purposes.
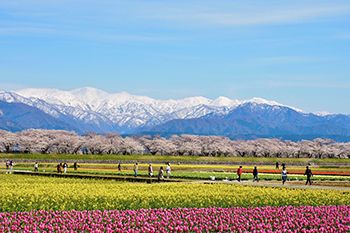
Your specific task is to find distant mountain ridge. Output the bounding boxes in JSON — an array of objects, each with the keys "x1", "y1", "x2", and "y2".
[
  {"x1": 0, "y1": 87, "x2": 350, "y2": 141},
  {"x1": 15, "y1": 87, "x2": 297, "y2": 130},
  {"x1": 146, "y1": 102, "x2": 350, "y2": 141}
]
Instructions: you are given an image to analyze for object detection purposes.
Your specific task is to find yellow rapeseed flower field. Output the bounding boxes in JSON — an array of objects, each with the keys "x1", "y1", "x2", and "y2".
[{"x1": 0, "y1": 174, "x2": 349, "y2": 212}]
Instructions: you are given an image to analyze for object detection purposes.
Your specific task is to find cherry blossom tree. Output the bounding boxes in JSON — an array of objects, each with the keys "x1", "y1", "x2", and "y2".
[{"x1": 0, "y1": 129, "x2": 349, "y2": 158}]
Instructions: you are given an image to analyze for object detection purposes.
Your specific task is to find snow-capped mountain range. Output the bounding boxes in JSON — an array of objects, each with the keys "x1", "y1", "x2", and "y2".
[
  {"x1": 1, "y1": 87, "x2": 350, "y2": 141},
  {"x1": 12, "y1": 87, "x2": 295, "y2": 128}
]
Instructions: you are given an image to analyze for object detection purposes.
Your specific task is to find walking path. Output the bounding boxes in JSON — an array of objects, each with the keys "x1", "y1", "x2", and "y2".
[
  {"x1": 198, "y1": 180, "x2": 350, "y2": 191},
  {"x1": 4, "y1": 170, "x2": 185, "y2": 183}
]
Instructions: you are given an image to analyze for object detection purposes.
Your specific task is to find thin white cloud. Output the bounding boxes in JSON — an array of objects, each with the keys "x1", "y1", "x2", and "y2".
[
  {"x1": 80, "y1": 33, "x2": 182, "y2": 43},
  {"x1": 0, "y1": 26, "x2": 56, "y2": 35},
  {"x1": 2, "y1": 1, "x2": 350, "y2": 28},
  {"x1": 223, "y1": 76, "x2": 350, "y2": 91},
  {"x1": 1, "y1": 1, "x2": 349, "y2": 43},
  {"x1": 0, "y1": 24, "x2": 181, "y2": 43},
  {"x1": 266, "y1": 80, "x2": 350, "y2": 89},
  {"x1": 146, "y1": 4, "x2": 350, "y2": 26},
  {"x1": 155, "y1": 7, "x2": 350, "y2": 26},
  {"x1": 257, "y1": 56, "x2": 328, "y2": 65}
]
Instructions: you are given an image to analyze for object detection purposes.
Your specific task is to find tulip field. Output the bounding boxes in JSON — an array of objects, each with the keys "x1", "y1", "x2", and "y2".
[
  {"x1": 1, "y1": 206, "x2": 349, "y2": 233},
  {"x1": 1, "y1": 155, "x2": 350, "y2": 232}
]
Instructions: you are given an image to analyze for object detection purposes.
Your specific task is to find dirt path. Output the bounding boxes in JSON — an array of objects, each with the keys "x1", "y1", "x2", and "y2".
[{"x1": 197, "y1": 180, "x2": 350, "y2": 191}]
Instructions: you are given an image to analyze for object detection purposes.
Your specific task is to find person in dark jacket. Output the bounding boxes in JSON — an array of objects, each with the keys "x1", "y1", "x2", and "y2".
[
  {"x1": 34, "y1": 162, "x2": 39, "y2": 172},
  {"x1": 57, "y1": 163, "x2": 62, "y2": 173},
  {"x1": 304, "y1": 166, "x2": 313, "y2": 185},
  {"x1": 253, "y1": 166, "x2": 259, "y2": 182},
  {"x1": 281, "y1": 167, "x2": 287, "y2": 185},
  {"x1": 158, "y1": 166, "x2": 164, "y2": 181},
  {"x1": 5, "y1": 160, "x2": 10, "y2": 174},
  {"x1": 73, "y1": 162, "x2": 79, "y2": 171}
]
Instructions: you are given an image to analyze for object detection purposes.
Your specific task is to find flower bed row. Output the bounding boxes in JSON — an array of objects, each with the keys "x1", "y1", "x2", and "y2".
[
  {"x1": 1, "y1": 206, "x2": 349, "y2": 233},
  {"x1": 1, "y1": 175, "x2": 350, "y2": 212}
]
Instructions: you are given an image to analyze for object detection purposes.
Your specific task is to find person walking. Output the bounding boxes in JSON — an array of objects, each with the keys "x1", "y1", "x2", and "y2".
[
  {"x1": 59, "y1": 163, "x2": 63, "y2": 174},
  {"x1": 165, "y1": 163, "x2": 171, "y2": 179},
  {"x1": 9, "y1": 160, "x2": 13, "y2": 174},
  {"x1": 237, "y1": 166, "x2": 243, "y2": 182},
  {"x1": 5, "y1": 160, "x2": 10, "y2": 174},
  {"x1": 158, "y1": 166, "x2": 164, "y2": 181},
  {"x1": 275, "y1": 162, "x2": 279, "y2": 169},
  {"x1": 34, "y1": 162, "x2": 39, "y2": 172},
  {"x1": 73, "y1": 162, "x2": 79, "y2": 171},
  {"x1": 148, "y1": 164, "x2": 153, "y2": 177},
  {"x1": 63, "y1": 163, "x2": 68, "y2": 174},
  {"x1": 304, "y1": 166, "x2": 313, "y2": 185},
  {"x1": 117, "y1": 163, "x2": 121, "y2": 172},
  {"x1": 253, "y1": 166, "x2": 259, "y2": 182},
  {"x1": 281, "y1": 167, "x2": 288, "y2": 185},
  {"x1": 133, "y1": 162, "x2": 138, "y2": 177}
]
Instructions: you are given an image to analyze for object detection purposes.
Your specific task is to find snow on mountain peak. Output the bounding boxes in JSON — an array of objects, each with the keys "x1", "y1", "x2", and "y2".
[
  {"x1": 0, "y1": 91, "x2": 30, "y2": 103},
  {"x1": 211, "y1": 96, "x2": 241, "y2": 107},
  {"x1": 315, "y1": 111, "x2": 333, "y2": 116},
  {"x1": 70, "y1": 87, "x2": 109, "y2": 97},
  {"x1": 0, "y1": 91, "x2": 17, "y2": 102},
  {"x1": 69, "y1": 87, "x2": 109, "y2": 109},
  {"x1": 245, "y1": 97, "x2": 304, "y2": 112},
  {"x1": 18, "y1": 88, "x2": 85, "y2": 108},
  {"x1": 179, "y1": 96, "x2": 211, "y2": 107},
  {"x1": 110, "y1": 91, "x2": 155, "y2": 104},
  {"x1": 17, "y1": 87, "x2": 287, "y2": 110},
  {"x1": 246, "y1": 97, "x2": 282, "y2": 106},
  {"x1": 11, "y1": 87, "x2": 307, "y2": 128}
]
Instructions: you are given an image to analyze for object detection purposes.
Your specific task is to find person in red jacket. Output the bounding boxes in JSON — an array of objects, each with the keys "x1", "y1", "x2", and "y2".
[{"x1": 237, "y1": 166, "x2": 243, "y2": 182}]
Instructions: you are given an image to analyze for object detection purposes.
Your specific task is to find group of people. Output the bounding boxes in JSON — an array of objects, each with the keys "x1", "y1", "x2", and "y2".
[
  {"x1": 236, "y1": 165, "x2": 259, "y2": 182},
  {"x1": 237, "y1": 163, "x2": 313, "y2": 185},
  {"x1": 5, "y1": 159, "x2": 313, "y2": 185},
  {"x1": 131, "y1": 162, "x2": 171, "y2": 181},
  {"x1": 280, "y1": 163, "x2": 313, "y2": 185},
  {"x1": 55, "y1": 162, "x2": 79, "y2": 174},
  {"x1": 236, "y1": 165, "x2": 258, "y2": 182},
  {"x1": 56, "y1": 162, "x2": 68, "y2": 173}
]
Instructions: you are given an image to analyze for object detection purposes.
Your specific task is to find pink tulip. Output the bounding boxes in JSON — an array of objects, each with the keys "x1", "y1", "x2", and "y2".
[{"x1": 0, "y1": 206, "x2": 349, "y2": 232}]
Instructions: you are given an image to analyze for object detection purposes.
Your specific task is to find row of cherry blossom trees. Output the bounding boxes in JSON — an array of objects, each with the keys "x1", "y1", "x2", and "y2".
[{"x1": 0, "y1": 129, "x2": 349, "y2": 158}]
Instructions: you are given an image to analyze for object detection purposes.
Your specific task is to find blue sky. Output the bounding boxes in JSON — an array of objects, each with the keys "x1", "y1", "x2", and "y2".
[{"x1": 0, "y1": 0, "x2": 350, "y2": 113}]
